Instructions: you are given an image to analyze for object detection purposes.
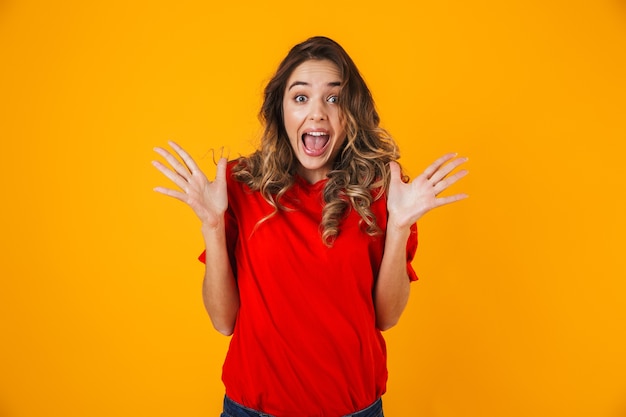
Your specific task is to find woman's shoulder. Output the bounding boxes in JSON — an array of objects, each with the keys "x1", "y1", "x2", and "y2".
[
  {"x1": 225, "y1": 157, "x2": 269, "y2": 201},
  {"x1": 226, "y1": 157, "x2": 245, "y2": 171},
  {"x1": 226, "y1": 157, "x2": 249, "y2": 181}
]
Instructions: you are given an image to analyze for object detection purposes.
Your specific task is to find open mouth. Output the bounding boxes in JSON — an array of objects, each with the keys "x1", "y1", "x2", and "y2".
[{"x1": 302, "y1": 131, "x2": 330, "y2": 156}]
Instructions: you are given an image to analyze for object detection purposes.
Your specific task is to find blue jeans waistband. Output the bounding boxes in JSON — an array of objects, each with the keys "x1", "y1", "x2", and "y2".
[{"x1": 221, "y1": 395, "x2": 383, "y2": 417}]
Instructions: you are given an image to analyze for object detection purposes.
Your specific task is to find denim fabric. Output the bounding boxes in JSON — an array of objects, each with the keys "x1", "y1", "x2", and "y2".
[{"x1": 220, "y1": 396, "x2": 384, "y2": 417}]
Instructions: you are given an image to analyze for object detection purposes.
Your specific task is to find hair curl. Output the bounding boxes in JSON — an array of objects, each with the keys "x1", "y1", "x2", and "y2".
[{"x1": 232, "y1": 36, "x2": 407, "y2": 245}]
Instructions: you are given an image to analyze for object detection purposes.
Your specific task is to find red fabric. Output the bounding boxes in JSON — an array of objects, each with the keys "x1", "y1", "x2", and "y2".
[{"x1": 199, "y1": 161, "x2": 418, "y2": 417}]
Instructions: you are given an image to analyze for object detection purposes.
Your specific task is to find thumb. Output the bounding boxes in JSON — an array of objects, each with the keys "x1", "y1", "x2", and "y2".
[
  {"x1": 388, "y1": 161, "x2": 402, "y2": 181},
  {"x1": 214, "y1": 157, "x2": 228, "y2": 183}
]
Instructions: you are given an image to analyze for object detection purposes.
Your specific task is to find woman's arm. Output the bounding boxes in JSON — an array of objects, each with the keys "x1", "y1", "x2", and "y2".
[
  {"x1": 374, "y1": 223, "x2": 412, "y2": 331},
  {"x1": 374, "y1": 154, "x2": 468, "y2": 331},
  {"x1": 153, "y1": 141, "x2": 239, "y2": 335},
  {"x1": 200, "y1": 220, "x2": 239, "y2": 336}
]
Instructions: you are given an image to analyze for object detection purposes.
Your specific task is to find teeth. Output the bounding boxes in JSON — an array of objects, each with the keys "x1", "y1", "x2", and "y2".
[{"x1": 306, "y1": 131, "x2": 328, "y2": 136}]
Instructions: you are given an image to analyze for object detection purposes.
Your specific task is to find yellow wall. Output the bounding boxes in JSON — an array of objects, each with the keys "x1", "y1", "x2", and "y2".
[{"x1": 1, "y1": 1, "x2": 625, "y2": 416}]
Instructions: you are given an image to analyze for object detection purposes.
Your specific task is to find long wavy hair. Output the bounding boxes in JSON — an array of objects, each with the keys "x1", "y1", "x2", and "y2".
[{"x1": 232, "y1": 36, "x2": 406, "y2": 245}]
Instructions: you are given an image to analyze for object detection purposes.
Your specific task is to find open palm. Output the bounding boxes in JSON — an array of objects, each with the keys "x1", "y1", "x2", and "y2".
[
  {"x1": 387, "y1": 153, "x2": 468, "y2": 229},
  {"x1": 152, "y1": 141, "x2": 228, "y2": 227}
]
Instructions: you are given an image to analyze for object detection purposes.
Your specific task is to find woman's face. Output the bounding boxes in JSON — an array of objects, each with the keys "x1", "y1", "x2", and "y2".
[{"x1": 282, "y1": 59, "x2": 347, "y2": 184}]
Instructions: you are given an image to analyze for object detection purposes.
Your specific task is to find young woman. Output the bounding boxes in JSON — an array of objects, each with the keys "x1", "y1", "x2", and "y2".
[{"x1": 153, "y1": 36, "x2": 468, "y2": 417}]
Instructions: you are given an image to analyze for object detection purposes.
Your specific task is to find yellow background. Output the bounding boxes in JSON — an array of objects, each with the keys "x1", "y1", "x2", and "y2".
[{"x1": 1, "y1": 0, "x2": 625, "y2": 416}]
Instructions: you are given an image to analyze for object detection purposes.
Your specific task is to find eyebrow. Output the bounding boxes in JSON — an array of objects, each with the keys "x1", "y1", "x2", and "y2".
[{"x1": 287, "y1": 81, "x2": 342, "y2": 91}]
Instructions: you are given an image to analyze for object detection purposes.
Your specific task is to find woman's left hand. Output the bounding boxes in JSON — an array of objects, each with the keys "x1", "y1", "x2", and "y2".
[{"x1": 387, "y1": 153, "x2": 469, "y2": 230}]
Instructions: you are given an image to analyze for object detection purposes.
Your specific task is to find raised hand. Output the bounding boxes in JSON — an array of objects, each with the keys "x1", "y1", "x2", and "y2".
[
  {"x1": 387, "y1": 153, "x2": 468, "y2": 229},
  {"x1": 152, "y1": 141, "x2": 228, "y2": 227}
]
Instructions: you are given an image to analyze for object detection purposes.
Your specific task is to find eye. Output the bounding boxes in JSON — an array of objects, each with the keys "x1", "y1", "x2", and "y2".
[
  {"x1": 295, "y1": 95, "x2": 307, "y2": 103},
  {"x1": 327, "y1": 95, "x2": 339, "y2": 103}
]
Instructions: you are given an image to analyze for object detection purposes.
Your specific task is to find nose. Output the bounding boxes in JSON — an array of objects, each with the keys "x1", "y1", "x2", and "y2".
[{"x1": 308, "y1": 99, "x2": 327, "y2": 121}]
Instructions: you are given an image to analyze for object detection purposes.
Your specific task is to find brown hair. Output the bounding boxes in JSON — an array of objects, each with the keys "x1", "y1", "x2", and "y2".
[{"x1": 233, "y1": 36, "x2": 405, "y2": 245}]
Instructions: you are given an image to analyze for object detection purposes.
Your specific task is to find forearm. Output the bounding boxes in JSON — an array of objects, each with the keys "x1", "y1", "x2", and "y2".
[
  {"x1": 376, "y1": 153, "x2": 468, "y2": 331},
  {"x1": 374, "y1": 222, "x2": 412, "y2": 331},
  {"x1": 201, "y1": 221, "x2": 240, "y2": 336}
]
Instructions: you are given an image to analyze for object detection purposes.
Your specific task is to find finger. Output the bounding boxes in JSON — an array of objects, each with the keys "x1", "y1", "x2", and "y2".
[
  {"x1": 154, "y1": 146, "x2": 191, "y2": 180},
  {"x1": 214, "y1": 157, "x2": 228, "y2": 183},
  {"x1": 434, "y1": 193, "x2": 469, "y2": 207},
  {"x1": 430, "y1": 156, "x2": 468, "y2": 184},
  {"x1": 168, "y1": 140, "x2": 202, "y2": 175},
  {"x1": 433, "y1": 169, "x2": 469, "y2": 195},
  {"x1": 153, "y1": 186, "x2": 188, "y2": 202},
  {"x1": 423, "y1": 153, "x2": 457, "y2": 180},
  {"x1": 152, "y1": 160, "x2": 190, "y2": 191},
  {"x1": 388, "y1": 161, "x2": 403, "y2": 182}
]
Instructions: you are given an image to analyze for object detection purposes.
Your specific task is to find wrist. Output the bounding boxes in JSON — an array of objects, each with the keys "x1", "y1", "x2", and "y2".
[
  {"x1": 385, "y1": 217, "x2": 413, "y2": 242},
  {"x1": 201, "y1": 218, "x2": 226, "y2": 235},
  {"x1": 386, "y1": 213, "x2": 417, "y2": 234}
]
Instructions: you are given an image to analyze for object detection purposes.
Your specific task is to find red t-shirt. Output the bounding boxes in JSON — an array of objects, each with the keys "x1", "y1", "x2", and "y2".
[{"x1": 199, "y1": 161, "x2": 418, "y2": 417}]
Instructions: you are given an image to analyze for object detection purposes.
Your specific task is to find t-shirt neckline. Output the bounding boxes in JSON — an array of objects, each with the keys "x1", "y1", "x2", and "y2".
[{"x1": 294, "y1": 174, "x2": 328, "y2": 193}]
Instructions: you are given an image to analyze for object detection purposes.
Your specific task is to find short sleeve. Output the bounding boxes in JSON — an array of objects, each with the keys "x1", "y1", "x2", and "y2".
[{"x1": 406, "y1": 223, "x2": 419, "y2": 282}]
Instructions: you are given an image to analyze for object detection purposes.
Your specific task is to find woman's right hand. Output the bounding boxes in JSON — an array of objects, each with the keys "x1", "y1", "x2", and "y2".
[{"x1": 152, "y1": 141, "x2": 228, "y2": 227}]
